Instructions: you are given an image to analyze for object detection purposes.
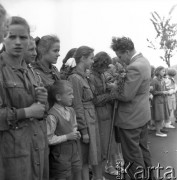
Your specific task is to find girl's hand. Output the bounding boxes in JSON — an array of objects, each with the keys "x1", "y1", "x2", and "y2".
[
  {"x1": 35, "y1": 87, "x2": 48, "y2": 104},
  {"x1": 24, "y1": 103, "x2": 45, "y2": 118},
  {"x1": 82, "y1": 134, "x2": 89, "y2": 144}
]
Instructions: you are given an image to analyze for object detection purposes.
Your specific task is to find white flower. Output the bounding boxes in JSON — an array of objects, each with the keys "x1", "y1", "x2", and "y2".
[{"x1": 65, "y1": 58, "x2": 76, "y2": 68}]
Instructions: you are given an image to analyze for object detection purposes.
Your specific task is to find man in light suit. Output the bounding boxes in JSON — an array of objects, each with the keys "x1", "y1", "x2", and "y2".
[{"x1": 110, "y1": 37, "x2": 154, "y2": 180}]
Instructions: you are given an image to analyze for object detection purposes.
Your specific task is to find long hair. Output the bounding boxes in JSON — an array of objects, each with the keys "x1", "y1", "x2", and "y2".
[
  {"x1": 92, "y1": 51, "x2": 112, "y2": 71},
  {"x1": 36, "y1": 35, "x2": 60, "y2": 60},
  {"x1": 62, "y1": 48, "x2": 77, "y2": 64}
]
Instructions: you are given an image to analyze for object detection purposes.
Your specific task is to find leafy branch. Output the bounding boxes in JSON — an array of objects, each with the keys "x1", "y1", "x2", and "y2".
[{"x1": 147, "y1": 5, "x2": 177, "y2": 67}]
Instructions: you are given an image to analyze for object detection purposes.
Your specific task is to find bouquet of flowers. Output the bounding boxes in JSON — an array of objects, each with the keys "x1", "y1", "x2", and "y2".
[{"x1": 106, "y1": 64, "x2": 127, "y2": 95}]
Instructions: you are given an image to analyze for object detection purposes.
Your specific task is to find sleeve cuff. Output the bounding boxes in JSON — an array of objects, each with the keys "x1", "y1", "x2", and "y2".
[{"x1": 16, "y1": 108, "x2": 26, "y2": 120}]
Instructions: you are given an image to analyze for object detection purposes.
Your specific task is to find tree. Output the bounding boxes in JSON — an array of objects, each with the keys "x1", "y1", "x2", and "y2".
[{"x1": 147, "y1": 5, "x2": 177, "y2": 67}]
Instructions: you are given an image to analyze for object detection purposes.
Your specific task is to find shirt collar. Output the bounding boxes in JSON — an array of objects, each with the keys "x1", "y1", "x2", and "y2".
[{"x1": 130, "y1": 52, "x2": 140, "y2": 61}]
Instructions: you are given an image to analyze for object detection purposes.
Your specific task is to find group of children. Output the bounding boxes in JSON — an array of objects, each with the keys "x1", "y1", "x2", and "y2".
[
  {"x1": 149, "y1": 66, "x2": 177, "y2": 137},
  {"x1": 2, "y1": 2, "x2": 175, "y2": 180}
]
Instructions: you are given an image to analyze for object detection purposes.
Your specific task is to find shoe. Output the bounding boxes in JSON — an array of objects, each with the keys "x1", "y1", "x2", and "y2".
[
  {"x1": 160, "y1": 129, "x2": 168, "y2": 133},
  {"x1": 155, "y1": 132, "x2": 167, "y2": 137},
  {"x1": 165, "y1": 124, "x2": 175, "y2": 129}
]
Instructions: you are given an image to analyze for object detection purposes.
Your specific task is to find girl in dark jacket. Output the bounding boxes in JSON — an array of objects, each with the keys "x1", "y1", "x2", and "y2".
[{"x1": 0, "y1": 16, "x2": 48, "y2": 180}]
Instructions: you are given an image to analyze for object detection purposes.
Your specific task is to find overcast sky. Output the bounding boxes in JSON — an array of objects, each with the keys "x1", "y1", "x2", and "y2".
[{"x1": 1, "y1": 0, "x2": 177, "y2": 69}]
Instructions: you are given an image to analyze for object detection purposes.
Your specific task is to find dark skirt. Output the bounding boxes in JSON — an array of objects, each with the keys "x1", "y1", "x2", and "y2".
[{"x1": 152, "y1": 95, "x2": 170, "y2": 121}]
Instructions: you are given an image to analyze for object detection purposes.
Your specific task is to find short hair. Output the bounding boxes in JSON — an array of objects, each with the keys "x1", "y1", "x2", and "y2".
[
  {"x1": 6, "y1": 16, "x2": 30, "y2": 34},
  {"x1": 74, "y1": 46, "x2": 94, "y2": 64},
  {"x1": 48, "y1": 80, "x2": 72, "y2": 106},
  {"x1": 63, "y1": 48, "x2": 77, "y2": 64},
  {"x1": 37, "y1": 35, "x2": 60, "y2": 59},
  {"x1": 111, "y1": 36, "x2": 134, "y2": 53},
  {"x1": 92, "y1": 51, "x2": 112, "y2": 70},
  {"x1": 167, "y1": 68, "x2": 177, "y2": 77}
]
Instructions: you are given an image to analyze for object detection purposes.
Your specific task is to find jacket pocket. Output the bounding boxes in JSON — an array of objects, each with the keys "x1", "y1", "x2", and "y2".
[{"x1": 1, "y1": 127, "x2": 31, "y2": 158}]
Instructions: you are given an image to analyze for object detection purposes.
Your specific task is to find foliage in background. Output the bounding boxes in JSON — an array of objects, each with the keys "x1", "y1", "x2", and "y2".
[{"x1": 147, "y1": 5, "x2": 177, "y2": 67}]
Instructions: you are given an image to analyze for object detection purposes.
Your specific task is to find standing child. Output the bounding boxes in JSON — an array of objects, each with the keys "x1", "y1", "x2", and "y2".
[
  {"x1": 68, "y1": 46, "x2": 103, "y2": 180},
  {"x1": 165, "y1": 68, "x2": 177, "y2": 126},
  {"x1": 47, "y1": 80, "x2": 81, "y2": 180},
  {"x1": 151, "y1": 66, "x2": 170, "y2": 137}
]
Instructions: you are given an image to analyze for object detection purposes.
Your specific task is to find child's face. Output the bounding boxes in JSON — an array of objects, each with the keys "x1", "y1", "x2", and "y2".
[{"x1": 58, "y1": 86, "x2": 74, "y2": 106}]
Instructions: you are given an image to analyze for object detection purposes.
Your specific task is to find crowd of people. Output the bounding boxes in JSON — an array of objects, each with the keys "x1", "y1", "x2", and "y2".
[
  {"x1": 149, "y1": 66, "x2": 177, "y2": 137},
  {"x1": 0, "y1": 3, "x2": 176, "y2": 180}
]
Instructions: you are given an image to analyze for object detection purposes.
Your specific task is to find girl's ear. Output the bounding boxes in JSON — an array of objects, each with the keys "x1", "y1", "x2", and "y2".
[{"x1": 55, "y1": 94, "x2": 61, "y2": 102}]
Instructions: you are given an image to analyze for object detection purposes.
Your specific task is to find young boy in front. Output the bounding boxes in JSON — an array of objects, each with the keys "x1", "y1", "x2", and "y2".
[{"x1": 47, "y1": 80, "x2": 81, "y2": 180}]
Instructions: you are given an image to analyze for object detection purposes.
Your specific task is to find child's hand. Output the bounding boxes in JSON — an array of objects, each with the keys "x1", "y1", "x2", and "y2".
[
  {"x1": 66, "y1": 131, "x2": 80, "y2": 141},
  {"x1": 82, "y1": 134, "x2": 89, "y2": 144}
]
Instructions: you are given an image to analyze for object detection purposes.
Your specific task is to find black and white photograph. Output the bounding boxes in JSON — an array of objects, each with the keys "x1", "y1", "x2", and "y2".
[{"x1": 0, "y1": 0, "x2": 177, "y2": 179}]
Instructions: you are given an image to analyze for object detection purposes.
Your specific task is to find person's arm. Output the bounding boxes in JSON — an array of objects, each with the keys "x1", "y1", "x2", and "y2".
[
  {"x1": 151, "y1": 79, "x2": 167, "y2": 96},
  {"x1": 0, "y1": 99, "x2": 25, "y2": 131},
  {"x1": 93, "y1": 93, "x2": 111, "y2": 106},
  {"x1": 46, "y1": 115, "x2": 67, "y2": 145},
  {"x1": 0, "y1": 77, "x2": 28, "y2": 130},
  {"x1": 89, "y1": 73, "x2": 111, "y2": 106},
  {"x1": 69, "y1": 75, "x2": 88, "y2": 136}
]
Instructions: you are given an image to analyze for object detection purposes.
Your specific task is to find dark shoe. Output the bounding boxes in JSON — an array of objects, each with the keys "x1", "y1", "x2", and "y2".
[{"x1": 161, "y1": 129, "x2": 168, "y2": 133}]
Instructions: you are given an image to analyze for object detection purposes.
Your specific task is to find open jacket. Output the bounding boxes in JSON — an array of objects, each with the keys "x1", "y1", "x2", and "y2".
[{"x1": 112, "y1": 53, "x2": 151, "y2": 129}]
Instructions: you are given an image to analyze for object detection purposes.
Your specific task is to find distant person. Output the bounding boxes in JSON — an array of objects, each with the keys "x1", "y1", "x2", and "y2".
[
  {"x1": 47, "y1": 80, "x2": 81, "y2": 180},
  {"x1": 151, "y1": 66, "x2": 171, "y2": 137},
  {"x1": 110, "y1": 37, "x2": 154, "y2": 179},
  {"x1": 148, "y1": 65, "x2": 156, "y2": 130},
  {"x1": 165, "y1": 68, "x2": 177, "y2": 125}
]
